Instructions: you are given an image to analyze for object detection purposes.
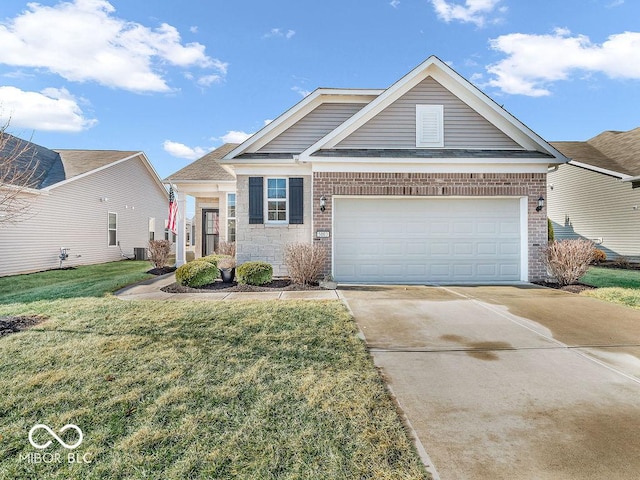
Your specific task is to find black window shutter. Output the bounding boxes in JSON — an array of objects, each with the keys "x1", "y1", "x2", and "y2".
[
  {"x1": 248, "y1": 177, "x2": 263, "y2": 224},
  {"x1": 289, "y1": 177, "x2": 304, "y2": 224}
]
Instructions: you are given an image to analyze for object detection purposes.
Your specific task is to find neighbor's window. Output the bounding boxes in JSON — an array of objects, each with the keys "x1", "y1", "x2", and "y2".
[
  {"x1": 266, "y1": 178, "x2": 287, "y2": 222},
  {"x1": 148, "y1": 217, "x2": 155, "y2": 241},
  {"x1": 227, "y1": 193, "x2": 236, "y2": 242},
  {"x1": 108, "y1": 212, "x2": 117, "y2": 246}
]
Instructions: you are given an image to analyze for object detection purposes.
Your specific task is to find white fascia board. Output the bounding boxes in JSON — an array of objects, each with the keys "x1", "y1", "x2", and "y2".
[
  {"x1": 221, "y1": 89, "x2": 381, "y2": 161},
  {"x1": 621, "y1": 175, "x2": 640, "y2": 183},
  {"x1": 0, "y1": 183, "x2": 47, "y2": 195},
  {"x1": 234, "y1": 164, "x2": 313, "y2": 176},
  {"x1": 567, "y1": 160, "x2": 629, "y2": 179},
  {"x1": 311, "y1": 162, "x2": 548, "y2": 174},
  {"x1": 308, "y1": 156, "x2": 555, "y2": 164},
  {"x1": 163, "y1": 180, "x2": 236, "y2": 185}
]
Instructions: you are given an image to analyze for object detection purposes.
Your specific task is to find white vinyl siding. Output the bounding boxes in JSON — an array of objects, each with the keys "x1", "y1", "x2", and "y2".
[
  {"x1": 259, "y1": 103, "x2": 366, "y2": 153},
  {"x1": 416, "y1": 105, "x2": 444, "y2": 147},
  {"x1": 548, "y1": 164, "x2": 640, "y2": 260},
  {"x1": 0, "y1": 155, "x2": 170, "y2": 277},
  {"x1": 333, "y1": 197, "x2": 522, "y2": 283},
  {"x1": 337, "y1": 77, "x2": 521, "y2": 149}
]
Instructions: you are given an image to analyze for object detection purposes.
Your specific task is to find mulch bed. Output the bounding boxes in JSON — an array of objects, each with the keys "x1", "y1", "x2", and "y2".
[
  {"x1": 146, "y1": 266, "x2": 176, "y2": 275},
  {"x1": 533, "y1": 281, "x2": 597, "y2": 294},
  {"x1": 162, "y1": 278, "x2": 322, "y2": 293},
  {"x1": 593, "y1": 261, "x2": 640, "y2": 271},
  {"x1": 0, "y1": 315, "x2": 47, "y2": 338}
]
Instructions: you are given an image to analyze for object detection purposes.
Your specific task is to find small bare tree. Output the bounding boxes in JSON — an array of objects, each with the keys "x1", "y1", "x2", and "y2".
[
  {"x1": 148, "y1": 240, "x2": 172, "y2": 268},
  {"x1": 0, "y1": 122, "x2": 39, "y2": 225}
]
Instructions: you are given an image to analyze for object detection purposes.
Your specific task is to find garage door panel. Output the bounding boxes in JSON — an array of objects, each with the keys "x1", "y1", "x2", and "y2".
[{"x1": 334, "y1": 198, "x2": 522, "y2": 283}]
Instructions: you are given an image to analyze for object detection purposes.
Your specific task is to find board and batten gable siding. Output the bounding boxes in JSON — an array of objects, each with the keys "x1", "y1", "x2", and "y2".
[
  {"x1": 547, "y1": 164, "x2": 640, "y2": 260},
  {"x1": 0, "y1": 155, "x2": 169, "y2": 277},
  {"x1": 336, "y1": 77, "x2": 521, "y2": 149},
  {"x1": 258, "y1": 103, "x2": 367, "y2": 153}
]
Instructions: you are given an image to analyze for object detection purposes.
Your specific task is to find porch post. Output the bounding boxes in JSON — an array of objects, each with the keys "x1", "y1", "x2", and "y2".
[{"x1": 176, "y1": 190, "x2": 187, "y2": 267}]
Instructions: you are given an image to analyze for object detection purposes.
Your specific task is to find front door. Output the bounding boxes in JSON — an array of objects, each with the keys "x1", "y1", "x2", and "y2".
[{"x1": 202, "y1": 209, "x2": 219, "y2": 256}]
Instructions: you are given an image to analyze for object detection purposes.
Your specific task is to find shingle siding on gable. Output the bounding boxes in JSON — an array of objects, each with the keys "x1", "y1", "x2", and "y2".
[
  {"x1": 336, "y1": 77, "x2": 521, "y2": 150},
  {"x1": 548, "y1": 164, "x2": 640, "y2": 260},
  {"x1": 259, "y1": 103, "x2": 366, "y2": 153}
]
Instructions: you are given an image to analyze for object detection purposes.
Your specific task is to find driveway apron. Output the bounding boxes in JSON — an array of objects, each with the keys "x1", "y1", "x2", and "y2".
[{"x1": 340, "y1": 285, "x2": 640, "y2": 480}]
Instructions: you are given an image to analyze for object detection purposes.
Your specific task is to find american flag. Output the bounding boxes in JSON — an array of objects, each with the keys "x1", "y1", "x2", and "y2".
[{"x1": 168, "y1": 186, "x2": 178, "y2": 234}]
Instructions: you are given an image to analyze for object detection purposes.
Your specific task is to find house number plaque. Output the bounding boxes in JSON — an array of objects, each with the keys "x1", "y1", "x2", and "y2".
[{"x1": 316, "y1": 230, "x2": 330, "y2": 238}]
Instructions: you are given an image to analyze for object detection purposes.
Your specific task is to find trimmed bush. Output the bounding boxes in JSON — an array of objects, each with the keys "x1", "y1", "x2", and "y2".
[
  {"x1": 201, "y1": 254, "x2": 233, "y2": 267},
  {"x1": 284, "y1": 242, "x2": 326, "y2": 285},
  {"x1": 175, "y1": 260, "x2": 219, "y2": 287},
  {"x1": 547, "y1": 218, "x2": 554, "y2": 242},
  {"x1": 593, "y1": 249, "x2": 607, "y2": 264},
  {"x1": 545, "y1": 239, "x2": 595, "y2": 286},
  {"x1": 237, "y1": 261, "x2": 273, "y2": 286}
]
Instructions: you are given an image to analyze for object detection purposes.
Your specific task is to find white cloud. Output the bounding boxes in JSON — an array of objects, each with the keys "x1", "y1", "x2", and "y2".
[
  {"x1": 163, "y1": 140, "x2": 209, "y2": 160},
  {"x1": 220, "y1": 130, "x2": 253, "y2": 143},
  {"x1": 0, "y1": 0, "x2": 225, "y2": 93},
  {"x1": 0, "y1": 86, "x2": 96, "y2": 132},
  {"x1": 430, "y1": 0, "x2": 504, "y2": 27},
  {"x1": 264, "y1": 28, "x2": 296, "y2": 40},
  {"x1": 291, "y1": 86, "x2": 311, "y2": 97},
  {"x1": 390, "y1": 0, "x2": 400, "y2": 8},
  {"x1": 487, "y1": 29, "x2": 640, "y2": 96},
  {"x1": 190, "y1": 26, "x2": 199, "y2": 33},
  {"x1": 197, "y1": 74, "x2": 222, "y2": 87},
  {"x1": 607, "y1": 0, "x2": 624, "y2": 7}
]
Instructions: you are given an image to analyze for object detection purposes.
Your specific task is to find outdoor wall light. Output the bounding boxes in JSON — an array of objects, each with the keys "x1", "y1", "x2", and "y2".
[
  {"x1": 320, "y1": 195, "x2": 326, "y2": 212},
  {"x1": 536, "y1": 196, "x2": 545, "y2": 212}
]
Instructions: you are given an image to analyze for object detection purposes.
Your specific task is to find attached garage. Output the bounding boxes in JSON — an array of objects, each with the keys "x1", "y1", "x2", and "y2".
[{"x1": 333, "y1": 197, "x2": 526, "y2": 284}]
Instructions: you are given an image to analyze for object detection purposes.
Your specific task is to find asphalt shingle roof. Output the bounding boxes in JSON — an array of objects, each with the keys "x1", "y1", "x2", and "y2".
[
  {"x1": 311, "y1": 149, "x2": 554, "y2": 159},
  {"x1": 551, "y1": 127, "x2": 640, "y2": 177},
  {"x1": 164, "y1": 143, "x2": 238, "y2": 182}
]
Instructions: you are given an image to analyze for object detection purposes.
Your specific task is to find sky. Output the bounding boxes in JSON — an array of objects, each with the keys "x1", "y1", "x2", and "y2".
[{"x1": 1, "y1": 0, "x2": 639, "y2": 187}]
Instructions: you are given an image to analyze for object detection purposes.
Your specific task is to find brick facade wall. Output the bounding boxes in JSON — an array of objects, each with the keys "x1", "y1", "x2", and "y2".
[{"x1": 313, "y1": 172, "x2": 548, "y2": 282}]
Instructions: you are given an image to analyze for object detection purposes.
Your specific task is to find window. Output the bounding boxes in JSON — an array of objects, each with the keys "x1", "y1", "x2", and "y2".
[
  {"x1": 108, "y1": 212, "x2": 117, "y2": 246},
  {"x1": 416, "y1": 104, "x2": 444, "y2": 147},
  {"x1": 227, "y1": 193, "x2": 236, "y2": 242},
  {"x1": 266, "y1": 178, "x2": 287, "y2": 222},
  {"x1": 148, "y1": 217, "x2": 155, "y2": 241}
]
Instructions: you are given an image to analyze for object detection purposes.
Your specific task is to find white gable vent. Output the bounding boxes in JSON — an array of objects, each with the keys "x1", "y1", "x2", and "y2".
[{"x1": 416, "y1": 104, "x2": 444, "y2": 148}]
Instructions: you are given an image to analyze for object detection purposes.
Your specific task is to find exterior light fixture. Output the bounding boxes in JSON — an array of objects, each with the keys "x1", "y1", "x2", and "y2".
[
  {"x1": 320, "y1": 195, "x2": 326, "y2": 212},
  {"x1": 536, "y1": 196, "x2": 545, "y2": 212}
]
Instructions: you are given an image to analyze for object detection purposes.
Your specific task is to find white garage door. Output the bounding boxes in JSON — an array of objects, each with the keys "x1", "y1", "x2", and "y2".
[{"x1": 333, "y1": 197, "x2": 523, "y2": 283}]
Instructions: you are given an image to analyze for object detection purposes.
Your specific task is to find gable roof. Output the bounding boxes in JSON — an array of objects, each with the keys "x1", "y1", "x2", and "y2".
[
  {"x1": 299, "y1": 56, "x2": 565, "y2": 162},
  {"x1": 551, "y1": 127, "x2": 640, "y2": 178},
  {"x1": 0, "y1": 133, "x2": 166, "y2": 194},
  {"x1": 164, "y1": 143, "x2": 237, "y2": 182}
]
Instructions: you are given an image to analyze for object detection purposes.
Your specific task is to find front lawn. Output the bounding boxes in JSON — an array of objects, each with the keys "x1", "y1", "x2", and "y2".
[
  {"x1": 580, "y1": 267, "x2": 640, "y2": 310},
  {"x1": 0, "y1": 266, "x2": 428, "y2": 479}
]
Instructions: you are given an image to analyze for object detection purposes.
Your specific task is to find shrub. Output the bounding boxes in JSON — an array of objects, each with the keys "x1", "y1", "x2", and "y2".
[
  {"x1": 545, "y1": 239, "x2": 596, "y2": 286},
  {"x1": 284, "y1": 242, "x2": 327, "y2": 285},
  {"x1": 547, "y1": 218, "x2": 554, "y2": 242},
  {"x1": 592, "y1": 249, "x2": 607, "y2": 264},
  {"x1": 236, "y1": 261, "x2": 273, "y2": 286},
  {"x1": 148, "y1": 240, "x2": 172, "y2": 268},
  {"x1": 217, "y1": 241, "x2": 236, "y2": 257},
  {"x1": 202, "y1": 254, "x2": 233, "y2": 267},
  {"x1": 612, "y1": 256, "x2": 630, "y2": 269},
  {"x1": 175, "y1": 260, "x2": 219, "y2": 287}
]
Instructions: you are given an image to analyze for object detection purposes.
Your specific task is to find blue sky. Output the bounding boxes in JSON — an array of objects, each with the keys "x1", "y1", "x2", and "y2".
[{"x1": 1, "y1": 0, "x2": 639, "y2": 183}]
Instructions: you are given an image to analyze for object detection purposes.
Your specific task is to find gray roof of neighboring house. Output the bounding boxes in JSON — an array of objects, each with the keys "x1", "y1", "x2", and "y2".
[
  {"x1": 164, "y1": 143, "x2": 238, "y2": 182},
  {"x1": 1, "y1": 133, "x2": 144, "y2": 189},
  {"x1": 551, "y1": 127, "x2": 640, "y2": 177}
]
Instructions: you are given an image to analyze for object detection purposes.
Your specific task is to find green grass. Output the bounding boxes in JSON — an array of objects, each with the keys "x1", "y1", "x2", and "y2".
[
  {"x1": 0, "y1": 264, "x2": 427, "y2": 479},
  {"x1": 0, "y1": 261, "x2": 154, "y2": 304},
  {"x1": 580, "y1": 267, "x2": 640, "y2": 309}
]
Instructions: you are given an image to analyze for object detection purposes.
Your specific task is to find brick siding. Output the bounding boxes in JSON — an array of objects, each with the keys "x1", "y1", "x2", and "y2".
[{"x1": 313, "y1": 172, "x2": 548, "y2": 282}]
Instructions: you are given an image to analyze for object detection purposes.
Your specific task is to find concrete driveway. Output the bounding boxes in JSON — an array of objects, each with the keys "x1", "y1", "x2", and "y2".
[{"x1": 340, "y1": 285, "x2": 640, "y2": 480}]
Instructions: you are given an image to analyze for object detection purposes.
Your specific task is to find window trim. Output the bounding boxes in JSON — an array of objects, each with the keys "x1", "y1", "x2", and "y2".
[
  {"x1": 416, "y1": 104, "x2": 444, "y2": 148},
  {"x1": 108, "y1": 212, "x2": 117, "y2": 247},
  {"x1": 227, "y1": 192, "x2": 236, "y2": 242},
  {"x1": 265, "y1": 177, "x2": 288, "y2": 224}
]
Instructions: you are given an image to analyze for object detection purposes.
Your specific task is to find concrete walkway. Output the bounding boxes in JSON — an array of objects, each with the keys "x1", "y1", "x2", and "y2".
[
  {"x1": 114, "y1": 273, "x2": 340, "y2": 301},
  {"x1": 341, "y1": 284, "x2": 640, "y2": 480}
]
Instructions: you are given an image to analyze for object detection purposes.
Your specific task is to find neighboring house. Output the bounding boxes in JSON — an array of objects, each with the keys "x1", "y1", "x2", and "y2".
[
  {"x1": 166, "y1": 56, "x2": 567, "y2": 283},
  {"x1": 0, "y1": 134, "x2": 169, "y2": 277},
  {"x1": 549, "y1": 128, "x2": 640, "y2": 260}
]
